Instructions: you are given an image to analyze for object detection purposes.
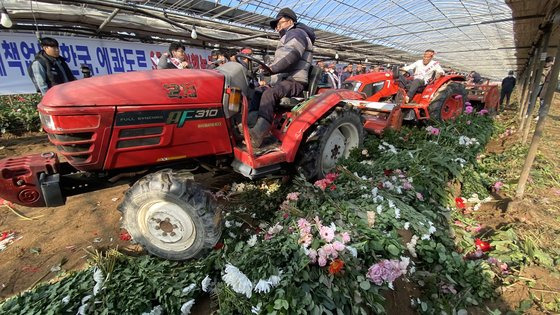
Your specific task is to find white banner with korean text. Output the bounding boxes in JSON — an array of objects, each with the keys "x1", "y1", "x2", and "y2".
[{"x1": 0, "y1": 33, "x2": 212, "y2": 95}]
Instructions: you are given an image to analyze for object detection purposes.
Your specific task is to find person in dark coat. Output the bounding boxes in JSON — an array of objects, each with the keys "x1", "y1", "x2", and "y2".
[
  {"x1": 340, "y1": 64, "x2": 353, "y2": 82},
  {"x1": 500, "y1": 70, "x2": 516, "y2": 110},
  {"x1": 28, "y1": 37, "x2": 76, "y2": 95},
  {"x1": 249, "y1": 8, "x2": 316, "y2": 148}
]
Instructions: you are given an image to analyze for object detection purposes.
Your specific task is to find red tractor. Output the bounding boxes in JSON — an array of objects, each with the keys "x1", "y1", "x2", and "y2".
[
  {"x1": 0, "y1": 56, "x2": 401, "y2": 260},
  {"x1": 464, "y1": 80, "x2": 500, "y2": 114},
  {"x1": 342, "y1": 67, "x2": 468, "y2": 122}
]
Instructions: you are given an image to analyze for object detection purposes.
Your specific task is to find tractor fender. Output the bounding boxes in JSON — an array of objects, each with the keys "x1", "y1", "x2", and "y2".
[
  {"x1": 280, "y1": 89, "x2": 364, "y2": 162},
  {"x1": 421, "y1": 75, "x2": 466, "y2": 102}
]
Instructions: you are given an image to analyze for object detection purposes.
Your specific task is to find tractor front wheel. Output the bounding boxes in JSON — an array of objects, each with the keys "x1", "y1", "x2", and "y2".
[
  {"x1": 119, "y1": 170, "x2": 222, "y2": 260},
  {"x1": 297, "y1": 108, "x2": 364, "y2": 180},
  {"x1": 429, "y1": 82, "x2": 467, "y2": 121}
]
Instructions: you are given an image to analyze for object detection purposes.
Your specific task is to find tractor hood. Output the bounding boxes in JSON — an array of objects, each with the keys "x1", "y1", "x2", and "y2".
[{"x1": 40, "y1": 69, "x2": 225, "y2": 107}]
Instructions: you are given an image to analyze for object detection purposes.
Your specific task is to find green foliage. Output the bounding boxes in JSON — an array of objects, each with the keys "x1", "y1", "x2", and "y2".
[{"x1": 0, "y1": 94, "x2": 42, "y2": 134}]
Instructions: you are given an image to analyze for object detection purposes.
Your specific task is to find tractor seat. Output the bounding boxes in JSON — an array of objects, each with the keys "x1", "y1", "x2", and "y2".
[{"x1": 278, "y1": 66, "x2": 323, "y2": 107}]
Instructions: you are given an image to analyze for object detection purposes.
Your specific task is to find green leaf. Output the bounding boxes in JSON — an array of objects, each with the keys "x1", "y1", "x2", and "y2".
[
  {"x1": 386, "y1": 244, "x2": 400, "y2": 256},
  {"x1": 359, "y1": 281, "x2": 371, "y2": 291}
]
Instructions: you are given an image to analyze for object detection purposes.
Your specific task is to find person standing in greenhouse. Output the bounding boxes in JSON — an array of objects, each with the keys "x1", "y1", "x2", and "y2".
[{"x1": 28, "y1": 37, "x2": 76, "y2": 95}]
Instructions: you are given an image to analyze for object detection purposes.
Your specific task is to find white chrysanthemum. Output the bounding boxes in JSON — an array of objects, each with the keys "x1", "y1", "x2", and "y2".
[
  {"x1": 267, "y1": 274, "x2": 281, "y2": 287},
  {"x1": 141, "y1": 305, "x2": 163, "y2": 315},
  {"x1": 371, "y1": 187, "x2": 378, "y2": 197},
  {"x1": 251, "y1": 304, "x2": 262, "y2": 314},
  {"x1": 253, "y1": 279, "x2": 272, "y2": 294},
  {"x1": 182, "y1": 283, "x2": 196, "y2": 294},
  {"x1": 61, "y1": 295, "x2": 70, "y2": 304},
  {"x1": 388, "y1": 200, "x2": 395, "y2": 208},
  {"x1": 201, "y1": 275, "x2": 212, "y2": 292},
  {"x1": 267, "y1": 223, "x2": 283, "y2": 235},
  {"x1": 406, "y1": 235, "x2": 419, "y2": 258},
  {"x1": 428, "y1": 226, "x2": 436, "y2": 234},
  {"x1": 247, "y1": 235, "x2": 257, "y2": 247},
  {"x1": 222, "y1": 264, "x2": 253, "y2": 298},
  {"x1": 404, "y1": 222, "x2": 410, "y2": 230},
  {"x1": 394, "y1": 208, "x2": 401, "y2": 219},
  {"x1": 180, "y1": 299, "x2": 195, "y2": 315},
  {"x1": 78, "y1": 295, "x2": 92, "y2": 315},
  {"x1": 225, "y1": 220, "x2": 233, "y2": 228},
  {"x1": 93, "y1": 268, "x2": 104, "y2": 296},
  {"x1": 346, "y1": 246, "x2": 358, "y2": 257},
  {"x1": 329, "y1": 222, "x2": 337, "y2": 232}
]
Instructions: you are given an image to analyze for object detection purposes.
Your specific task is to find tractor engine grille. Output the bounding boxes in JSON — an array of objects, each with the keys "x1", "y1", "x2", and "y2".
[
  {"x1": 39, "y1": 108, "x2": 115, "y2": 171},
  {"x1": 49, "y1": 132, "x2": 94, "y2": 163}
]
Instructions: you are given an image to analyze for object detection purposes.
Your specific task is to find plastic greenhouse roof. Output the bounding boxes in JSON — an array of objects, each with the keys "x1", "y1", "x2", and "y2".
[
  {"x1": 133, "y1": 0, "x2": 527, "y2": 78},
  {"x1": 4, "y1": 0, "x2": 558, "y2": 79}
]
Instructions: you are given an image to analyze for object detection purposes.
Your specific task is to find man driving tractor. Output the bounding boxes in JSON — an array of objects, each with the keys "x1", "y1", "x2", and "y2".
[
  {"x1": 400, "y1": 49, "x2": 445, "y2": 103},
  {"x1": 249, "y1": 8, "x2": 316, "y2": 148}
]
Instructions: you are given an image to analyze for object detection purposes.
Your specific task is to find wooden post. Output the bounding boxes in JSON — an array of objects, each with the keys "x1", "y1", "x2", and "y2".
[
  {"x1": 515, "y1": 37, "x2": 560, "y2": 198},
  {"x1": 519, "y1": 25, "x2": 552, "y2": 141},
  {"x1": 518, "y1": 46, "x2": 540, "y2": 124},
  {"x1": 517, "y1": 70, "x2": 530, "y2": 110}
]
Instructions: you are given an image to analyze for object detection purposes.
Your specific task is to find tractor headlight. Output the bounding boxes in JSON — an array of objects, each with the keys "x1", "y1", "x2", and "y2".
[{"x1": 39, "y1": 113, "x2": 56, "y2": 130}]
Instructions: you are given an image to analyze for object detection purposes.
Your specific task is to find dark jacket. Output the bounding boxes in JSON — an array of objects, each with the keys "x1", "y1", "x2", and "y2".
[
  {"x1": 28, "y1": 51, "x2": 76, "y2": 93},
  {"x1": 340, "y1": 71, "x2": 352, "y2": 83},
  {"x1": 501, "y1": 76, "x2": 516, "y2": 93},
  {"x1": 269, "y1": 23, "x2": 316, "y2": 84}
]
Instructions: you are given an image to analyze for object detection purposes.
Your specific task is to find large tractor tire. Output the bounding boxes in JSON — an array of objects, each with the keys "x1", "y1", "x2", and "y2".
[
  {"x1": 297, "y1": 108, "x2": 364, "y2": 180},
  {"x1": 119, "y1": 169, "x2": 222, "y2": 260},
  {"x1": 429, "y1": 82, "x2": 467, "y2": 121}
]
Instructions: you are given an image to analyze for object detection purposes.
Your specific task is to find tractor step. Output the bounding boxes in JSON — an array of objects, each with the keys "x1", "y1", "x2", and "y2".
[{"x1": 231, "y1": 160, "x2": 283, "y2": 179}]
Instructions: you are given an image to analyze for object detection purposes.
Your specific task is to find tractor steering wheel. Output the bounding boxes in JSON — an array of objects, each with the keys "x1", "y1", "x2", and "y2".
[{"x1": 235, "y1": 54, "x2": 273, "y2": 77}]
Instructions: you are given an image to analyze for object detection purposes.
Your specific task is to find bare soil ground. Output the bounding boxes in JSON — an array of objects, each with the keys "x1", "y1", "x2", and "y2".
[{"x1": 0, "y1": 96, "x2": 559, "y2": 313}]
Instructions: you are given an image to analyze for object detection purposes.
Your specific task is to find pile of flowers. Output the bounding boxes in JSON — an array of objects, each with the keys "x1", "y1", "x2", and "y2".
[
  {"x1": 297, "y1": 217, "x2": 354, "y2": 273},
  {"x1": 0, "y1": 106, "x2": 506, "y2": 315}
]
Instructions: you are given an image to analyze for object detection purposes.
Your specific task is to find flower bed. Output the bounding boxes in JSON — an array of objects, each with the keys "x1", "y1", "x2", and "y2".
[
  {"x1": 0, "y1": 94, "x2": 42, "y2": 135},
  {"x1": 1, "y1": 109, "x2": 511, "y2": 314}
]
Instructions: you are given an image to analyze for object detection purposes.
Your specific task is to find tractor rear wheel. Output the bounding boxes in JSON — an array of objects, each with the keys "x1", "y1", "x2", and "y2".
[
  {"x1": 429, "y1": 82, "x2": 467, "y2": 121},
  {"x1": 297, "y1": 108, "x2": 364, "y2": 180},
  {"x1": 119, "y1": 170, "x2": 222, "y2": 260}
]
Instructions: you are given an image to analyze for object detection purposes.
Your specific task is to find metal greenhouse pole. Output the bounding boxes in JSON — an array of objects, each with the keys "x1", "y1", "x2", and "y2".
[{"x1": 515, "y1": 37, "x2": 560, "y2": 199}]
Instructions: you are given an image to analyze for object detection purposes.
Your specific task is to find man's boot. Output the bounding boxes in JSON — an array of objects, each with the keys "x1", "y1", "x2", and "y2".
[{"x1": 249, "y1": 117, "x2": 271, "y2": 148}]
